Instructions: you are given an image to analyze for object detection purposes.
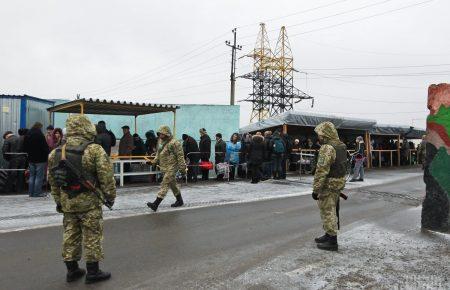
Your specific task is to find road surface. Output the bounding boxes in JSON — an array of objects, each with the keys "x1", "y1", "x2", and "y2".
[{"x1": 1, "y1": 176, "x2": 445, "y2": 289}]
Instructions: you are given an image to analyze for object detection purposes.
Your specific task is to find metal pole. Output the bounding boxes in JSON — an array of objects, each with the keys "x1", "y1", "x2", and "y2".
[{"x1": 226, "y1": 28, "x2": 242, "y2": 106}]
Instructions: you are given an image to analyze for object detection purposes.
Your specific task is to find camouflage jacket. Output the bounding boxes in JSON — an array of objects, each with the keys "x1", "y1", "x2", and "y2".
[
  {"x1": 48, "y1": 115, "x2": 116, "y2": 213},
  {"x1": 153, "y1": 125, "x2": 186, "y2": 174},
  {"x1": 313, "y1": 122, "x2": 346, "y2": 196}
]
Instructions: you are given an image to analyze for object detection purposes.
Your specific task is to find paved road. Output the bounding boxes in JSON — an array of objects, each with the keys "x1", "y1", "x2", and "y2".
[{"x1": 0, "y1": 177, "x2": 425, "y2": 289}]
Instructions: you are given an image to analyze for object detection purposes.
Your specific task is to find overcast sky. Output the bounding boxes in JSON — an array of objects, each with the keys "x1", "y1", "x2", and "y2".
[{"x1": 1, "y1": 0, "x2": 449, "y2": 128}]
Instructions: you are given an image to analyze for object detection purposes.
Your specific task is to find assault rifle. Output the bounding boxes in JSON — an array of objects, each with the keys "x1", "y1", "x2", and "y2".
[{"x1": 61, "y1": 159, "x2": 113, "y2": 210}]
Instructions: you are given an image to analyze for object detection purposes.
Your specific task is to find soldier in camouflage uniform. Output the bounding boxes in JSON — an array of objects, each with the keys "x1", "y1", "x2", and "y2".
[
  {"x1": 312, "y1": 122, "x2": 347, "y2": 251},
  {"x1": 147, "y1": 125, "x2": 187, "y2": 212},
  {"x1": 48, "y1": 115, "x2": 116, "y2": 284}
]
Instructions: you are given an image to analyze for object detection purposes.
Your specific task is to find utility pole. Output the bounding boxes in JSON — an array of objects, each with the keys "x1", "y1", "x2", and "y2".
[{"x1": 226, "y1": 28, "x2": 242, "y2": 106}]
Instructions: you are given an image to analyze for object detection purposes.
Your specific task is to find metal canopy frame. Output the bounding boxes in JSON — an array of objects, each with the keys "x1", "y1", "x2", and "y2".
[{"x1": 47, "y1": 98, "x2": 179, "y2": 134}]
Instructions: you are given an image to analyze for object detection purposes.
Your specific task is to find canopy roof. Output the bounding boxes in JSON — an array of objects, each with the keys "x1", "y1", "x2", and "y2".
[
  {"x1": 240, "y1": 111, "x2": 377, "y2": 133},
  {"x1": 370, "y1": 124, "x2": 426, "y2": 139},
  {"x1": 47, "y1": 98, "x2": 178, "y2": 116}
]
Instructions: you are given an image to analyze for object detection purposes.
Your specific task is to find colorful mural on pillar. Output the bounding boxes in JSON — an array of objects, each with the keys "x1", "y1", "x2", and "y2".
[{"x1": 422, "y1": 83, "x2": 450, "y2": 231}]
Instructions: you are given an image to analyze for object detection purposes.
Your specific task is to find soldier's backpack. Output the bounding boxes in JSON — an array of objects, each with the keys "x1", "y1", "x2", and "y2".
[
  {"x1": 51, "y1": 141, "x2": 97, "y2": 198},
  {"x1": 273, "y1": 138, "x2": 285, "y2": 154}
]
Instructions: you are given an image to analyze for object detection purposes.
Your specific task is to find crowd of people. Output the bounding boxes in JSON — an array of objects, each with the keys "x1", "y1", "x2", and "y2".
[{"x1": 1, "y1": 118, "x2": 424, "y2": 194}]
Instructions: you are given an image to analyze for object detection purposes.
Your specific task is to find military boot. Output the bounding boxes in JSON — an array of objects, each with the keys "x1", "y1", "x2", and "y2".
[
  {"x1": 316, "y1": 234, "x2": 338, "y2": 251},
  {"x1": 171, "y1": 194, "x2": 184, "y2": 207},
  {"x1": 314, "y1": 233, "x2": 328, "y2": 243},
  {"x1": 85, "y1": 262, "x2": 111, "y2": 284},
  {"x1": 147, "y1": 197, "x2": 163, "y2": 212},
  {"x1": 65, "y1": 261, "x2": 86, "y2": 282}
]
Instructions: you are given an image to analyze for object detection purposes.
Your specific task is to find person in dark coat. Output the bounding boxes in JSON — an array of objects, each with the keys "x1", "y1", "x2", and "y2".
[
  {"x1": 2, "y1": 131, "x2": 26, "y2": 193},
  {"x1": 132, "y1": 134, "x2": 146, "y2": 156},
  {"x1": 199, "y1": 128, "x2": 211, "y2": 181},
  {"x1": 214, "y1": 133, "x2": 227, "y2": 181},
  {"x1": 247, "y1": 133, "x2": 266, "y2": 184},
  {"x1": 182, "y1": 134, "x2": 200, "y2": 182},
  {"x1": 262, "y1": 131, "x2": 273, "y2": 180},
  {"x1": 144, "y1": 130, "x2": 158, "y2": 155},
  {"x1": 95, "y1": 122, "x2": 112, "y2": 156},
  {"x1": 23, "y1": 122, "x2": 50, "y2": 197},
  {"x1": 271, "y1": 130, "x2": 286, "y2": 179},
  {"x1": 280, "y1": 132, "x2": 293, "y2": 179}
]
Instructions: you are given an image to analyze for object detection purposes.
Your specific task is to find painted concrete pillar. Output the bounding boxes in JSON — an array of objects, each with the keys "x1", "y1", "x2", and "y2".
[{"x1": 421, "y1": 83, "x2": 450, "y2": 231}]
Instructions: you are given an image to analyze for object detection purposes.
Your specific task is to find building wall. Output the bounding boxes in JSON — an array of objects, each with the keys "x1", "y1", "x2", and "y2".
[{"x1": 53, "y1": 102, "x2": 240, "y2": 159}]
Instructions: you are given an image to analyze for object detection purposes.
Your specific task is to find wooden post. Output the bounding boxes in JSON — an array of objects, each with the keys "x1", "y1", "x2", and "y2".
[
  {"x1": 364, "y1": 131, "x2": 371, "y2": 169},
  {"x1": 80, "y1": 103, "x2": 84, "y2": 115},
  {"x1": 390, "y1": 151, "x2": 393, "y2": 167},
  {"x1": 378, "y1": 151, "x2": 381, "y2": 168},
  {"x1": 282, "y1": 124, "x2": 288, "y2": 134},
  {"x1": 134, "y1": 115, "x2": 137, "y2": 134},
  {"x1": 397, "y1": 134, "x2": 401, "y2": 166}
]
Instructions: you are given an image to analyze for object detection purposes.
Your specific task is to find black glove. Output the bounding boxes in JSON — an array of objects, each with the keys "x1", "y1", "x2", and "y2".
[
  {"x1": 312, "y1": 192, "x2": 319, "y2": 200},
  {"x1": 105, "y1": 199, "x2": 115, "y2": 208},
  {"x1": 56, "y1": 203, "x2": 63, "y2": 213}
]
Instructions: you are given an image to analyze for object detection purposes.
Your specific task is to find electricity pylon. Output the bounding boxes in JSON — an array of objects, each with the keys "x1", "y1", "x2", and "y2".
[
  {"x1": 241, "y1": 24, "x2": 314, "y2": 122},
  {"x1": 241, "y1": 23, "x2": 274, "y2": 122},
  {"x1": 272, "y1": 26, "x2": 313, "y2": 116}
]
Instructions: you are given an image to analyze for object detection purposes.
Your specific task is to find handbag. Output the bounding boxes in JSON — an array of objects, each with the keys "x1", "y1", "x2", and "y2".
[{"x1": 199, "y1": 161, "x2": 214, "y2": 170}]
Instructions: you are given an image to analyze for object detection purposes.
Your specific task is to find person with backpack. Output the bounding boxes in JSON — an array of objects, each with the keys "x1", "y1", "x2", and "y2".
[
  {"x1": 48, "y1": 114, "x2": 116, "y2": 284},
  {"x1": 271, "y1": 130, "x2": 285, "y2": 179}
]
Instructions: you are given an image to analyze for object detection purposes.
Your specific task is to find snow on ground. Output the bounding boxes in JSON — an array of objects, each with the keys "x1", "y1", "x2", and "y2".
[
  {"x1": 226, "y1": 206, "x2": 450, "y2": 289},
  {"x1": 0, "y1": 168, "x2": 423, "y2": 233}
]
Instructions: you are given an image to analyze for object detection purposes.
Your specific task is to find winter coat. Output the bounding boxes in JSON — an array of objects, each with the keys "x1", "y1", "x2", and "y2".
[
  {"x1": 119, "y1": 132, "x2": 134, "y2": 156},
  {"x1": 264, "y1": 136, "x2": 272, "y2": 161},
  {"x1": 95, "y1": 123, "x2": 112, "y2": 156},
  {"x1": 199, "y1": 134, "x2": 211, "y2": 161},
  {"x1": 248, "y1": 135, "x2": 266, "y2": 166},
  {"x1": 226, "y1": 141, "x2": 241, "y2": 164},
  {"x1": 23, "y1": 128, "x2": 50, "y2": 163},
  {"x1": 2, "y1": 134, "x2": 23, "y2": 161},
  {"x1": 153, "y1": 126, "x2": 186, "y2": 174},
  {"x1": 183, "y1": 135, "x2": 200, "y2": 163},
  {"x1": 145, "y1": 130, "x2": 158, "y2": 155},
  {"x1": 132, "y1": 137, "x2": 146, "y2": 156},
  {"x1": 215, "y1": 139, "x2": 227, "y2": 163}
]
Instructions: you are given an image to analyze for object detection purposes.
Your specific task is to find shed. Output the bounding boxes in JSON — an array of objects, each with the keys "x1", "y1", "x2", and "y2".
[
  {"x1": 47, "y1": 98, "x2": 179, "y2": 134},
  {"x1": 0, "y1": 94, "x2": 54, "y2": 139}
]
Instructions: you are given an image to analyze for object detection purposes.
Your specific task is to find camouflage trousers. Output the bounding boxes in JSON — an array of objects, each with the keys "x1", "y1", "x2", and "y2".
[
  {"x1": 157, "y1": 172, "x2": 180, "y2": 199},
  {"x1": 62, "y1": 208, "x2": 104, "y2": 262},
  {"x1": 318, "y1": 190, "x2": 339, "y2": 236}
]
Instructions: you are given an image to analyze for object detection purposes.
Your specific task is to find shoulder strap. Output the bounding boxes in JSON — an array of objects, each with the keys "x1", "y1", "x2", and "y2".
[{"x1": 61, "y1": 141, "x2": 94, "y2": 161}]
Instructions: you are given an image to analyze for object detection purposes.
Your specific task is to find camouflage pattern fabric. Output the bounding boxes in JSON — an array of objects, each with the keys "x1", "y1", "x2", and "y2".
[
  {"x1": 157, "y1": 173, "x2": 181, "y2": 199},
  {"x1": 153, "y1": 125, "x2": 186, "y2": 174},
  {"x1": 313, "y1": 122, "x2": 346, "y2": 235},
  {"x1": 48, "y1": 114, "x2": 116, "y2": 212},
  {"x1": 318, "y1": 191, "x2": 340, "y2": 235},
  {"x1": 62, "y1": 208, "x2": 103, "y2": 262},
  {"x1": 153, "y1": 126, "x2": 186, "y2": 199},
  {"x1": 48, "y1": 114, "x2": 116, "y2": 262}
]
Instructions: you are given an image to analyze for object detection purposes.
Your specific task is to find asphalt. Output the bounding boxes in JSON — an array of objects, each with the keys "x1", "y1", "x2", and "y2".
[{"x1": 0, "y1": 176, "x2": 427, "y2": 289}]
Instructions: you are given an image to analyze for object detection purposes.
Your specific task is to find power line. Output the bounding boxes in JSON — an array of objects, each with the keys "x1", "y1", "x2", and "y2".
[
  {"x1": 289, "y1": 0, "x2": 434, "y2": 38},
  {"x1": 80, "y1": 34, "x2": 229, "y2": 95},
  {"x1": 306, "y1": 40, "x2": 450, "y2": 56},
  {"x1": 239, "y1": 0, "x2": 394, "y2": 41},
  {"x1": 307, "y1": 70, "x2": 450, "y2": 78},
  {"x1": 302, "y1": 63, "x2": 450, "y2": 71},
  {"x1": 312, "y1": 91, "x2": 424, "y2": 103},
  {"x1": 89, "y1": 51, "x2": 229, "y2": 96},
  {"x1": 236, "y1": 0, "x2": 351, "y2": 29},
  {"x1": 299, "y1": 73, "x2": 423, "y2": 89}
]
